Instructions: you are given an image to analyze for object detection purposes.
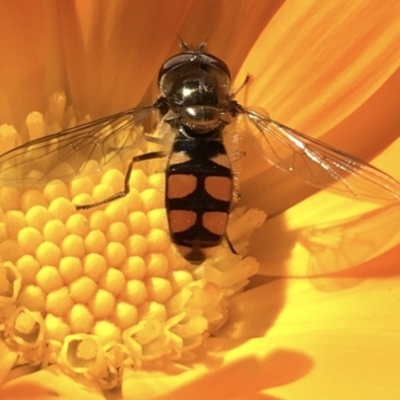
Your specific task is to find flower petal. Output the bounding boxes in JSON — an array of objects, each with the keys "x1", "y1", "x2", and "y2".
[
  {"x1": 41, "y1": 0, "x2": 192, "y2": 117},
  {"x1": 0, "y1": 339, "x2": 18, "y2": 385},
  {"x1": 239, "y1": 0, "x2": 400, "y2": 132},
  {"x1": 266, "y1": 330, "x2": 400, "y2": 399},
  {"x1": 220, "y1": 242, "x2": 400, "y2": 337},
  {"x1": 251, "y1": 136, "x2": 400, "y2": 276},
  {"x1": 177, "y1": 0, "x2": 284, "y2": 78},
  {"x1": 122, "y1": 337, "x2": 312, "y2": 399},
  {"x1": 0, "y1": 1, "x2": 46, "y2": 125},
  {"x1": 238, "y1": 0, "x2": 400, "y2": 197},
  {"x1": 0, "y1": 364, "x2": 105, "y2": 400},
  {"x1": 217, "y1": 249, "x2": 400, "y2": 397}
]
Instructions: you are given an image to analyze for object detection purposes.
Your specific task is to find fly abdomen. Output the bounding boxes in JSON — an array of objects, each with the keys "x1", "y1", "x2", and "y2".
[{"x1": 165, "y1": 127, "x2": 233, "y2": 264}]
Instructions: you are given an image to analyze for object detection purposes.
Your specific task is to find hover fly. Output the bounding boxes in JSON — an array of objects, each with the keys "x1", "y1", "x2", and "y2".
[{"x1": 1, "y1": 41, "x2": 399, "y2": 264}]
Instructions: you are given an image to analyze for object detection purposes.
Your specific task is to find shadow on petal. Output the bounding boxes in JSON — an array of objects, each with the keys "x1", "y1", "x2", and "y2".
[
  {"x1": 0, "y1": 364, "x2": 104, "y2": 400},
  {"x1": 167, "y1": 348, "x2": 312, "y2": 400},
  {"x1": 300, "y1": 203, "x2": 400, "y2": 275},
  {"x1": 306, "y1": 240, "x2": 400, "y2": 292},
  {"x1": 0, "y1": 382, "x2": 59, "y2": 400},
  {"x1": 251, "y1": 194, "x2": 400, "y2": 281},
  {"x1": 123, "y1": 341, "x2": 312, "y2": 400}
]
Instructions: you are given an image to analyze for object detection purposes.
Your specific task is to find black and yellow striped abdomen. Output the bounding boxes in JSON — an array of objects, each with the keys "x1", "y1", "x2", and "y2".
[{"x1": 165, "y1": 126, "x2": 233, "y2": 264}]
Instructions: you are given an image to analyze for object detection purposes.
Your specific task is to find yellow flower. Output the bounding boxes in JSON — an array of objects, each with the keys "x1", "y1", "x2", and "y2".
[{"x1": 1, "y1": 1, "x2": 400, "y2": 399}]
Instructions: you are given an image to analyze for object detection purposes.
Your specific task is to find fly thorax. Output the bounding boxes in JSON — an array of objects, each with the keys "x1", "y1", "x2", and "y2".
[{"x1": 167, "y1": 71, "x2": 230, "y2": 132}]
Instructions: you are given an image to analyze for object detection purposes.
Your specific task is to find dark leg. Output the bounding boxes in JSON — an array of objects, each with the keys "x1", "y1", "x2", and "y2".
[
  {"x1": 232, "y1": 74, "x2": 250, "y2": 97},
  {"x1": 75, "y1": 151, "x2": 167, "y2": 210},
  {"x1": 226, "y1": 235, "x2": 238, "y2": 255}
]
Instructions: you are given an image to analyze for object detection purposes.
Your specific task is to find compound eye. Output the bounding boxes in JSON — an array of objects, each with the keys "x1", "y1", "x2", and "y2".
[
  {"x1": 198, "y1": 54, "x2": 231, "y2": 81},
  {"x1": 158, "y1": 52, "x2": 232, "y2": 97},
  {"x1": 158, "y1": 54, "x2": 194, "y2": 84}
]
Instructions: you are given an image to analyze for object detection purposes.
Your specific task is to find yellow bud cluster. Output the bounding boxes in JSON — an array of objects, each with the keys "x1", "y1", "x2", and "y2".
[{"x1": 0, "y1": 93, "x2": 264, "y2": 389}]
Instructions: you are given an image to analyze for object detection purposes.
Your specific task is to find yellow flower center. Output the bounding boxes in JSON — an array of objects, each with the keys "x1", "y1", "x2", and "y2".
[{"x1": 0, "y1": 92, "x2": 265, "y2": 389}]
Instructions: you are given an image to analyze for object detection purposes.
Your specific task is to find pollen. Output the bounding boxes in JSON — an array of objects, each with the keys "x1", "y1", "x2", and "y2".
[{"x1": 0, "y1": 92, "x2": 265, "y2": 390}]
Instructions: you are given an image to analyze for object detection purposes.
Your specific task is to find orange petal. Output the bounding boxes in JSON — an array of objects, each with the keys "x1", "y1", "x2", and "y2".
[
  {"x1": 122, "y1": 337, "x2": 311, "y2": 399},
  {"x1": 0, "y1": 340, "x2": 18, "y2": 385},
  {"x1": 249, "y1": 135, "x2": 400, "y2": 276},
  {"x1": 220, "y1": 243, "x2": 400, "y2": 338},
  {"x1": 0, "y1": 364, "x2": 105, "y2": 400},
  {"x1": 239, "y1": 2, "x2": 400, "y2": 188},
  {"x1": 217, "y1": 249, "x2": 400, "y2": 397},
  {"x1": 42, "y1": 1, "x2": 193, "y2": 118},
  {"x1": 266, "y1": 330, "x2": 400, "y2": 399},
  {"x1": 239, "y1": 0, "x2": 400, "y2": 133},
  {"x1": 178, "y1": 0, "x2": 283, "y2": 78},
  {"x1": 0, "y1": 1, "x2": 46, "y2": 126}
]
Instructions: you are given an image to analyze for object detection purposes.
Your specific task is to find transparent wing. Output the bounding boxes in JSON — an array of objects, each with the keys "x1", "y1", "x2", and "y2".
[
  {"x1": 244, "y1": 108, "x2": 400, "y2": 203},
  {"x1": 0, "y1": 103, "x2": 154, "y2": 186}
]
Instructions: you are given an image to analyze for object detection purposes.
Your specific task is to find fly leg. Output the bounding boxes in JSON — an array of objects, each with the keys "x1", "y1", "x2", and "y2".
[
  {"x1": 75, "y1": 151, "x2": 167, "y2": 210},
  {"x1": 225, "y1": 235, "x2": 239, "y2": 255},
  {"x1": 232, "y1": 74, "x2": 250, "y2": 98}
]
